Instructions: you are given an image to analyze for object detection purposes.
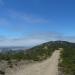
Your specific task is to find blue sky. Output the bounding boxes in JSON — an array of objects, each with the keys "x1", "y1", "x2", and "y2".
[{"x1": 0, "y1": 0, "x2": 75, "y2": 46}]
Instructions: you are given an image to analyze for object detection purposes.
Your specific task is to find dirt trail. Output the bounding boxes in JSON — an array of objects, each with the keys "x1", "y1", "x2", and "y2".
[{"x1": 6, "y1": 50, "x2": 60, "y2": 75}]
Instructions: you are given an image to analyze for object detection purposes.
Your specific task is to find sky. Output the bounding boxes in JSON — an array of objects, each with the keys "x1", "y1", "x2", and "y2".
[{"x1": 0, "y1": 0, "x2": 75, "y2": 46}]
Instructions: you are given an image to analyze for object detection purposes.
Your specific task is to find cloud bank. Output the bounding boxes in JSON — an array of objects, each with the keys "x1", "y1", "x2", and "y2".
[{"x1": 0, "y1": 32, "x2": 75, "y2": 47}]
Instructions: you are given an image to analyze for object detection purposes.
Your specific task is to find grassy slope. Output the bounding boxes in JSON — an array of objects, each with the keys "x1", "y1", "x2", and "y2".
[
  {"x1": 0, "y1": 41, "x2": 75, "y2": 75},
  {"x1": 0, "y1": 41, "x2": 57, "y2": 61},
  {"x1": 59, "y1": 44, "x2": 75, "y2": 75}
]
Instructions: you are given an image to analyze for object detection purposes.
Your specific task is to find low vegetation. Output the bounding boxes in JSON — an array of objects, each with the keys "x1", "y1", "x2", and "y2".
[
  {"x1": 0, "y1": 42, "x2": 57, "y2": 61},
  {"x1": 0, "y1": 41, "x2": 75, "y2": 75},
  {"x1": 0, "y1": 70, "x2": 5, "y2": 75},
  {"x1": 59, "y1": 43, "x2": 75, "y2": 75}
]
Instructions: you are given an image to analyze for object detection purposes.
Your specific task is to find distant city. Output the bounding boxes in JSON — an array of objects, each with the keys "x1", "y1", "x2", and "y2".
[{"x1": 0, "y1": 46, "x2": 31, "y2": 52}]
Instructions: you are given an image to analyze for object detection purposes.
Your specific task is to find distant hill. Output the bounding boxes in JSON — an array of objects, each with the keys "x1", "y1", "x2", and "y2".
[
  {"x1": 25, "y1": 41, "x2": 75, "y2": 75},
  {"x1": 0, "y1": 41, "x2": 75, "y2": 61}
]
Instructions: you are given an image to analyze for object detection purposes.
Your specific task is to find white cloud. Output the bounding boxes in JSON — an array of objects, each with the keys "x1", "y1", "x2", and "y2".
[
  {"x1": 62, "y1": 36, "x2": 75, "y2": 43},
  {"x1": 8, "y1": 10, "x2": 48, "y2": 24},
  {"x1": 0, "y1": 32, "x2": 68, "y2": 47},
  {"x1": 0, "y1": 10, "x2": 49, "y2": 33},
  {"x1": 0, "y1": 38, "x2": 46, "y2": 47},
  {"x1": 23, "y1": 15, "x2": 48, "y2": 24},
  {"x1": 0, "y1": 33, "x2": 75, "y2": 47}
]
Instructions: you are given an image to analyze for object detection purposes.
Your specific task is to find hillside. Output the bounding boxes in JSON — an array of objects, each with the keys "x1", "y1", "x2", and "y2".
[{"x1": 0, "y1": 41, "x2": 75, "y2": 75}]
